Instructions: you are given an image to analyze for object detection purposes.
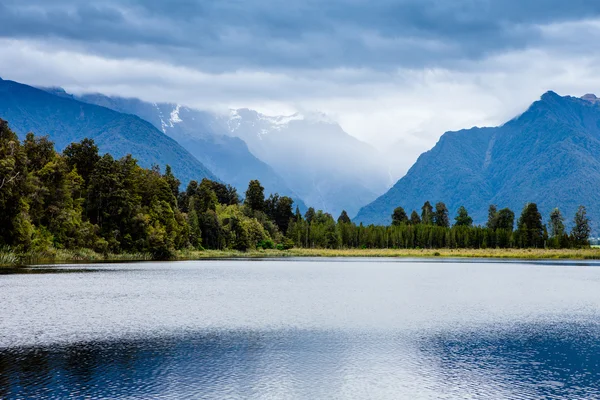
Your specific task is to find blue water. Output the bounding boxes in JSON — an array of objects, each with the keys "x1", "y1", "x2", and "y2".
[{"x1": 1, "y1": 259, "x2": 599, "y2": 399}]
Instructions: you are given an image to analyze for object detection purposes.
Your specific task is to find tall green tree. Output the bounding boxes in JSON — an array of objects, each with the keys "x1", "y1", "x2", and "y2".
[
  {"x1": 0, "y1": 119, "x2": 32, "y2": 247},
  {"x1": 63, "y1": 138, "x2": 100, "y2": 185},
  {"x1": 517, "y1": 203, "x2": 544, "y2": 248},
  {"x1": 571, "y1": 205, "x2": 591, "y2": 247},
  {"x1": 391, "y1": 206, "x2": 408, "y2": 226},
  {"x1": 496, "y1": 208, "x2": 515, "y2": 231},
  {"x1": 410, "y1": 210, "x2": 421, "y2": 225},
  {"x1": 245, "y1": 180, "x2": 265, "y2": 212},
  {"x1": 549, "y1": 208, "x2": 565, "y2": 238},
  {"x1": 337, "y1": 210, "x2": 352, "y2": 224},
  {"x1": 421, "y1": 201, "x2": 433, "y2": 225},
  {"x1": 305, "y1": 207, "x2": 316, "y2": 224},
  {"x1": 487, "y1": 205, "x2": 498, "y2": 230},
  {"x1": 434, "y1": 202, "x2": 449, "y2": 227},
  {"x1": 454, "y1": 206, "x2": 473, "y2": 227}
]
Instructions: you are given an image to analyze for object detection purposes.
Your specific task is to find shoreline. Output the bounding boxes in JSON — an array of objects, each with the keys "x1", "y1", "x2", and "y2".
[{"x1": 3, "y1": 247, "x2": 600, "y2": 267}]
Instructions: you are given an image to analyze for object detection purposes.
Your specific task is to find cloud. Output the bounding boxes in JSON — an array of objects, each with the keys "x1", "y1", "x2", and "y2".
[
  {"x1": 1, "y1": 0, "x2": 600, "y2": 72},
  {"x1": 1, "y1": 1, "x2": 600, "y2": 180}
]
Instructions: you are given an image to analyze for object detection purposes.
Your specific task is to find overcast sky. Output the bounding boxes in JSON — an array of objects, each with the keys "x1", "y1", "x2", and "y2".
[{"x1": 2, "y1": 0, "x2": 600, "y2": 172}]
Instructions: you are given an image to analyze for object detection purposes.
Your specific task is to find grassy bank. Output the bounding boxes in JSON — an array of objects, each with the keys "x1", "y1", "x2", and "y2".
[
  {"x1": 178, "y1": 247, "x2": 600, "y2": 260},
  {"x1": 3, "y1": 247, "x2": 600, "y2": 268},
  {"x1": 0, "y1": 247, "x2": 152, "y2": 267}
]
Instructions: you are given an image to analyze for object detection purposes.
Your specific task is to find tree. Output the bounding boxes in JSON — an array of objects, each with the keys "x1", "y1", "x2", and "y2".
[
  {"x1": 487, "y1": 205, "x2": 498, "y2": 230},
  {"x1": 265, "y1": 194, "x2": 294, "y2": 233},
  {"x1": 305, "y1": 207, "x2": 316, "y2": 224},
  {"x1": 421, "y1": 201, "x2": 433, "y2": 225},
  {"x1": 391, "y1": 206, "x2": 408, "y2": 226},
  {"x1": 338, "y1": 210, "x2": 352, "y2": 224},
  {"x1": 163, "y1": 165, "x2": 180, "y2": 201},
  {"x1": 63, "y1": 138, "x2": 100, "y2": 185},
  {"x1": 549, "y1": 208, "x2": 565, "y2": 238},
  {"x1": 244, "y1": 180, "x2": 265, "y2": 212},
  {"x1": 454, "y1": 206, "x2": 473, "y2": 227},
  {"x1": 496, "y1": 208, "x2": 515, "y2": 231},
  {"x1": 0, "y1": 119, "x2": 32, "y2": 247},
  {"x1": 434, "y1": 202, "x2": 449, "y2": 227},
  {"x1": 571, "y1": 205, "x2": 591, "y2": 247},
  {"x1": 207, "y1": 179, "x2": 239, "y2": 205},
  {"x1": 410, "y1": 210, "x2": 421, "y2": 225},
  {"x1": 517, "y1": 203, "x2": 544, "y2": 247},
  {"x1": 195, "y1": 179, "x2": 218, "y2": 213}
]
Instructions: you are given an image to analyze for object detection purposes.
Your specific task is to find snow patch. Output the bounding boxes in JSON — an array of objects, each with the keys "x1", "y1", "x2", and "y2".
[{"x1": 169, "y1": 104, "x2": 183, "y2": 126}]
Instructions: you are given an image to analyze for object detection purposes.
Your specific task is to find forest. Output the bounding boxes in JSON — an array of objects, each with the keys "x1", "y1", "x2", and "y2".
[{"x1": 0, "y1": 119, "x2": 591, "y2": 260}]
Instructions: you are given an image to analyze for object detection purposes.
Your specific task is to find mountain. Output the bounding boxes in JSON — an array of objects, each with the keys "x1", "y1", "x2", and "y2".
[
  {"x1": 355, "y1": 91, "x2": 600, "y2": 234},
  {"x1": 0, "y1": 78, "x2": 217, "y2": 186},
  {"x1": 223, "y1": 109, "x2": 390, "y2": 218},
  {"x1": 71, "y1": 93, "x2": 307, "y2": 210}
]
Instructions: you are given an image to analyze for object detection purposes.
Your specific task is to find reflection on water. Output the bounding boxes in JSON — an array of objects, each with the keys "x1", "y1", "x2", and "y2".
[
  {"x1": 1, "y1": 259, "x2": 600, "y2": 399},
  {"x1": 1, "y1": 325, "x2": 599, "y2": 399}
]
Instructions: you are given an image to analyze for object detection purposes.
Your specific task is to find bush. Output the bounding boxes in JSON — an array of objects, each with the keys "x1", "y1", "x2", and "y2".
[{"x1": 257, "y1": 239, "x2": 275, "y2": 250}]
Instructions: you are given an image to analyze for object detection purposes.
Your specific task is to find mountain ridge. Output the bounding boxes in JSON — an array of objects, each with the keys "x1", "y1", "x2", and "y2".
[
  {"x1": 0, "y1": 79, "x2": 217, "y2": 186},
  {"x1": 69, "y1": 92, "x2": 308, "y2": 210},
  {"x1": 355, "y1": 90, "x2": 600, "y2": 234}
]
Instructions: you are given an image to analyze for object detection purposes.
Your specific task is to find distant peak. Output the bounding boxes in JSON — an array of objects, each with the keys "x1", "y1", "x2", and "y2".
[
  {"x1": 540, "y1": 90, "x2": 560, "y2": 101},
  {"x1": 582, "y1": 93, "x2": 600, "y2": 103}
]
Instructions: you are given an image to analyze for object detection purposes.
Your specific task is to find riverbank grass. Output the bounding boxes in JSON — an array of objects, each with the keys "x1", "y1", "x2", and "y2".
[{"x1": 3, "y1": 247, "x2": 600, "y2": 267}]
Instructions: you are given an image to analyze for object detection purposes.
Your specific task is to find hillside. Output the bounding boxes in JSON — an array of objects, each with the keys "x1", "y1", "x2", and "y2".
[
  {"x1": 71, "y1": 93, "x2": 306, "y2": 210},
  {"x1": 0, "y1": 78, "x2": 217, "y2": 185},
  {"x1": 355, "y1": 91, "x2": 600, "y2": 234}
]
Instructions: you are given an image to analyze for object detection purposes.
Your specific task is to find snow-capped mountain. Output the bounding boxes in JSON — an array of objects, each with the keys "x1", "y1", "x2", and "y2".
[
  {"x1": 222, "y1": 108, "x2": 391, "y2": 218},
  {"x1": 73, "y1": 94, "x2": 307, "y2": 210}
]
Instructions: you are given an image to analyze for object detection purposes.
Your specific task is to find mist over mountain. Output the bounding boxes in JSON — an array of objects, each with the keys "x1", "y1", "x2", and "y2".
[
  {"x1": 73, "y1": 91, "x2": 390, "y2": 218},
  {"x1": 72, "y1": 93, "x2": 307, "y2": 210},
  {"x1": 0, "y1": 78, "x2": 217, "y2": 185},
  {"x1": 356, "y1": 91, "x2": 600, "y2": 234},
  {"x1": 224, "y1": 109, "x2": 391, "y2": 218}
]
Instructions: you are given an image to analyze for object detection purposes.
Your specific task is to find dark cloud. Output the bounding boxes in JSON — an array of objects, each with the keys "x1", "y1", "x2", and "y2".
[{"x1": 1, "y1": 0, "x2": 600, "y2": 72}]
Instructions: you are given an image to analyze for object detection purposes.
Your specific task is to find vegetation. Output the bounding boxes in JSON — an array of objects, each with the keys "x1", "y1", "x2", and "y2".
[{"x1": 0, "y1": 119, "x2": 593, "y2": 267}]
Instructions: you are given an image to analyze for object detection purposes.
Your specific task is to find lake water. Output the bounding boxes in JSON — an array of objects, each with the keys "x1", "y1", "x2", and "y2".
[{"x1": 1, "y1": 258, "x2": 600, "y2": 399}]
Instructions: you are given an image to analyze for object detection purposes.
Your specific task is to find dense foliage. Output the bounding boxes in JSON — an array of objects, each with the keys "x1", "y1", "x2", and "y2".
[{"x1": 0, "y1": 120, "x2": 591, "y2": 260}]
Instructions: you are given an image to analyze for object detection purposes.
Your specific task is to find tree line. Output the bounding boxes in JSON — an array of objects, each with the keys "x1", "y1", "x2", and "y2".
[{"x1": 0, "y1": 120, "x2": 591, "y2": 259}]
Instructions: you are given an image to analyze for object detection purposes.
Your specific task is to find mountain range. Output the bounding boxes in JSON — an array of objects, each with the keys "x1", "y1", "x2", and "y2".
[
  {"x1": 0, "y1": 78, "x2": 217, "y2": 186},
  {"x1": 66, "y1": 92, "x2": 307, "y2": 210},
  {"x1": 74, "y1": 93, "x2": 390, "y2": 218},
  {"x1": 356, "y1": 91, "x2": 600, "y2": 234}
]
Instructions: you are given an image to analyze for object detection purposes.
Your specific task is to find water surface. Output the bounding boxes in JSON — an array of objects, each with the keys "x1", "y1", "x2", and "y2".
[{"x1": 1, "y1": 258, "x2": 599, "y2": 399}]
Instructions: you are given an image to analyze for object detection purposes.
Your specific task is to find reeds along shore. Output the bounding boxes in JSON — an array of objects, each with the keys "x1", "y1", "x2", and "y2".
[{"x1": 3, "y1": 247, "x2": 600, "y2": 267}]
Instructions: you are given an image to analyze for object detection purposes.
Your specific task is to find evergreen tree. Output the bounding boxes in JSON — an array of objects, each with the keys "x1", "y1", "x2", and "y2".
[
  {"x1": 571, "y1": 205, "x2": 591, "y2": 247},
  {"x1": 163, "y1": 165, "x2": 180, "y2": 201},
  {"x1": 549, "y1": 208, "x2": 565, "y2": 238},
  {"x1": 63, "y1": 138, "x2": 100, "y2": 185},
  {"x1": 391, "y1": 206, "x2": 408, "y2": 226},
  {"x1": 487, "y1": 205, "x2": 498, "y2": 230},
  {"x1": 305, "y1": 207, "x2": 316, "y2": 224},
  {"x1": 0, "y1": 119, "x2": 32, "y2": 247},
  {"x1": 454, "y1": 206, "x2": 473, "y2": 227},
  {"x1": 517, "y1": 203, "x2": 544, "y2": 248},
  {"x1": 338, "y1": 210, "x2": 352, "y2": 224},
  {"x1": 421, "y1": 201, "x2": 433, "y2": 225},
  {"x1": 496, "y1": 208, "x2": 515, "y2": 231},
  {"x1": 434, "y1": 202, "x2": 449, "y2": 227},
  {"x1": 244, "y1": 180, "x2": 265, "y2": 212},
  {"x1": 410, "y1": 210, "x2": 421, "y2": 225}
]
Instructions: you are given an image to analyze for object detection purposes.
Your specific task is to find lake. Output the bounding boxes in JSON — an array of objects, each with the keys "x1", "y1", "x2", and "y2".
[{"x1": 1, "y1": 258, "x2": 599, "y2": 399}]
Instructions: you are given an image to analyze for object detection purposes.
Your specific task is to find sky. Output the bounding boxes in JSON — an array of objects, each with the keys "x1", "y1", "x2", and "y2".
[{"x1": 2, "y1": 0, "x2": 600, "y2": 174}]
